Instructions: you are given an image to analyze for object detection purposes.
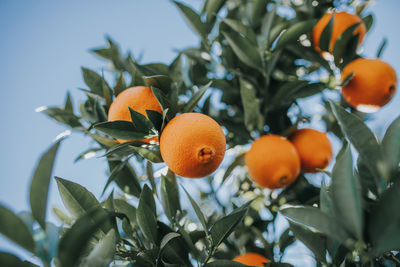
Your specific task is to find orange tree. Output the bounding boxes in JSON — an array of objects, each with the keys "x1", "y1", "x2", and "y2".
[{"x1": 0, "y1": 0, "x2": 399, "y2": 266}]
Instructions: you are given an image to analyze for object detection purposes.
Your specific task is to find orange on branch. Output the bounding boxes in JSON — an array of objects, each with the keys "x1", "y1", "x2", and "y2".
[
  {"x1": 341, "y1": 58, "x2": 397, "y2": 112},
  {"x1": 245, "y1": 135, "x2": 300, "y2": 189},
  {"x1": 312, "y1": 11, "x2": 366, "y2": 53},
  {"x1": 290, "y1": 129, "x2": 333, "y2": 173},
  {"x1": 160, "y1": 113, "x2": 226, "y2": 178},
  {"x1": 107, "y1": 86, "x2": 162, "y2": 143},
  {"x1": 233, "y1": 252, "x2": 269, "y2": 266}
]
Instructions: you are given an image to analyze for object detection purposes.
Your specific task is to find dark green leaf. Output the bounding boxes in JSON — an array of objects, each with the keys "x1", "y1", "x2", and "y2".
[
  {"x1": 173, "y1": 1, "x2": 208, "y2": 39},
  {"x1": 376, "y1": 38, "x2": 387, "y2": 58},
  {"x1": 131, "y1": 147, "x2": 163, "y2": 163},
  {"x1": 136, "y1": 189, "x2": 158, "y2": 245},
  {"x1": 182, "y1": 187, "x2": 208, "y2": 234},
  {"x1": 64, "y1": 92, "x2": 73, "y2": 112},
  {"x1": 362, "y1": 14, "x2": 373, "y2": 32},
  {"x1": 330, "y1": 102, "x2": 388, "y2": 186},
  {"x1": 94, "y1": 120, "x2": 150, "y2": 140},
  {"x1": 240, "y1": 78, "x2": 263, "y2": 132},
  {"x1": 160, "y1": 232, "x2": 181, "y2": 251},
  {"x1": 331, "y1": 145, "x2": 363, "y2": 240},
  {"x1": 203, "y1": 0, "x2": 225, "y2": 23},
  {"x1": 57, "y1": 208, "x2": 111, "y2": 267},
  {"x1": 319, "y1": 184, "x2": 333, "y2": 215},
  {"x1": 222, "y1": 18, "x2": 257, "y2": 45},
  {"x1": 369, "y1": 182, "x2": 400, "y2": 255},
  {"x1": 143, "y1": 75, "x2": 172, "y2": 93},
  {"x1": 382, "y1": 116, "x2": 400, "y2": 174},
  {"x1": 289, "y1": 222, "x2": 326, "y2": 263},
  {"x1": 319, "y1": 14, "x2": 334, "y2": 52},
  {"x1": 210, "y1": 207, "x2": 248, "y2": 248},
  {"x1": 129, "y1": 108, "x2": 154, "y2": 133},
  {"x1": 0, "y1": 252, "x2": 38, "y2": 267},
  {"x1": 280, "y1": 206, "x2": 348, "y2": 242},
  {"x1": 161, "y1": 174, "x2": 181, "y2": 222},
  {"x1": 0, "y1": 206, "x2": 35, "y2": 253},
  {"x1": 222, "y1": 31, "x2": 263, "y2": 71},
  {"x1": 30, "y1": 138, "x2": 63, "y2": 229},
  {"x1": 146, "y1": 110, "x2": 163, "y2": 133},
  {"x1": 340, "y1": 72, "x2": 354, "y2": 87},
  {"x1": 221, "y1": 153, "x2": 245, "y2": 184},
  {"x1": 107, "y1": 159, "x2": 141, "y2": 198},
  {"x1": 183, "y1": 82, "x2": 212, "y2": 113},
  {"x1": 82, "y1": 229, "x2": 116, "y2": 267},
  {"x1": 275, "y1": 19, "x2": 317, "y2": 50},
  {"x1": 332, "y1": 23, "x2": 361, "y2": 65},
  {"x1": 40, "y1": 107, "x2": 82, "y2": 128},
  {"x1": 81, "y1": 67, "x2": 104, "y2": 96}
]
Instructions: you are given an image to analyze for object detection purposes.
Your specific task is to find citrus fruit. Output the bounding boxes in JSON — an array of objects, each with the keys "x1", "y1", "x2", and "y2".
[{"x1": 233, "y1": 252, "x2": 269, "y2": 266}]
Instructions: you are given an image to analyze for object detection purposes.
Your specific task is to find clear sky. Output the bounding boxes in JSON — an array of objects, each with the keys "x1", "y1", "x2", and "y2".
[{"x1": 0, "y1": 0, "x2": 399, "y2": 266}]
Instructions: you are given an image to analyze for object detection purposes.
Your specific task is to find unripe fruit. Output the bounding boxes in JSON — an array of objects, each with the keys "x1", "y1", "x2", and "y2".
[
  {"x1": 245, "y1": 135, "x2": 300, "y2": 189},
  {"x1": 108, "y1": 86, "x2": 162, "y2": 143},
  {"x1": 312, "y1": 11, "x2": 366, "y2": 53},
  {"x1": 160, "y1": 113, "x2": 226, "y2": 178},
  {"x1": 290, "y1": 129, "x2": 333, "y2": 173},
  {"x1": 341, "y1": 58, "x2": 397, "y2": 112},
  {"x1": 233, "y1": 252, "x2": 269, "y2": 266}
]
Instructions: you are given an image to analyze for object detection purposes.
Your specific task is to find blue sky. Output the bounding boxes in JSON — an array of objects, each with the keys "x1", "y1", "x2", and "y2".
[{"x1": 0, "y1": 0, "x2": 399, "y2": 265}]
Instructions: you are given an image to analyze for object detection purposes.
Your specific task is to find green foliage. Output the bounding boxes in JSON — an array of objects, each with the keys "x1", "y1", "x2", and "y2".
[{"x1": 1, "y1": 0, "x2": 399, "y2": 267}]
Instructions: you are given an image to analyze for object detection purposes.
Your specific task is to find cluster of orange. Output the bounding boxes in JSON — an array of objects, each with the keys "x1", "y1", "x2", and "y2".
[{"x1": 105, "y1": 10, "x2": 397, "y2": 267}]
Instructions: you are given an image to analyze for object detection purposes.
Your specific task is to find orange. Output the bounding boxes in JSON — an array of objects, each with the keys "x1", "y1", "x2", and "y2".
[
  {"x1": 341, "y1": 58, "x2": 397, "y2": 112},
  {"x1": 107, "y1": 86, "x2": 162, "y2": 143},
  {"x1": 233, "y1": 252, "x2": 269, "y2": 266},
  {"x1": 245, "y1": 135, "x2": 300, "y2": 189},
  {"x1": 312, "y1": 11, "x2": 366, "y2": 53},
  {"x1": 160, "y1": 113, "x2": 226, "y2": 178},
  {"x1": 290, "y1": 129, "x2": 333, "y2": 173}
]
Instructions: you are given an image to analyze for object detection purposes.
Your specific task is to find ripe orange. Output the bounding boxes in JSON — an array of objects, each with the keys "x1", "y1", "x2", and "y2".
[
  {"x1": 290, "y1": 129, "x2": 333, "y2": 173},
  {"x1": 341, "y1": 58, "x2": 397, "y2": 112},
  {"x1": 312, "y1": 11, "x2": 366, "y2": 53},
  {"x1": 107, "y1": 86, "x2": 162, "y2": 143},
  {"x1": 233, "y1": 252, "x2": 269, "y2": 266},
  {"x1": 245, "y1": 135, "x2": 300, "y2": 189},
  {"x1": 160, "y1": 113, "x2": 226, "y2": 178}
]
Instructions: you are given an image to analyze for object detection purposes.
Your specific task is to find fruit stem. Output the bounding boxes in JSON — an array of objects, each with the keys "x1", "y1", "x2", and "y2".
[{"x1": 198, "y1": 147, "x2": 215, "y2": 163}]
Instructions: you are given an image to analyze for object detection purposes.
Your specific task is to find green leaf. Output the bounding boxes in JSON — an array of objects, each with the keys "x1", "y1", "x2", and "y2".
[
  {"x1": 222, "y1": 31, "x2": 263, "y2": 71},
  {"x1": 210, "y1": 207, "x2": 248, "y2": 248},
  {"x1": 274, "y1": 19, "x2": 316, "y2": 50},
  {"x1": 143, "y1": 75, "x2": 172, "y2": 93},
  {"x1": 82, "y1": 229, "x2": 116, "y2": 267},
  {"x1": 280, "y1": 206, "x2": 348, "y2": 242},
  {"x1": 81, "y1": 67, "x2": 104, "y2": 96},
  {"x1": 221, "y1": 153, "x2": 245, "y2": 184},
  {"x1": 340, "y1": 72, "x2": 354, "y2": 87},
  {"x1": 136, "y1": 189, "x2": 158, "y2": 245},
  {"x1": 64, "y1": 92, "x2": 73, "y2": 112},
  {"x1": 330, "y1": 102, "x2": 388, "y2": 186},
  {"x1": 205, "y1": 260, "x2": 249, "y2": 267},
  {"x1": 53, "y1": 207, "x2": 73, "y2": 225},
  {"x1": 146, "y1": 161, "x2": 157, "y2": 195},
  {"x1": 114, "y1": 199, "x2": 136, "y2": 225},
  {"x1": 331, "y1": 145, "x2": 363, "y2": 240},
  {"x1": 203, "y1": 0, "x2": 225, "y2": 23},
  {"x1": 128, "y1": 108, "x2": 154, "y2": 133},
  {"x1": 74, "y1": 148, "x2": 102, "y2": 163},
  {"x1": 183, "y1": 82, "x2": 212, "y2": 113},
  {"x1": 161, "y1": 174, "x2": 181, "y2": 222},
  {"x1": 55, "y1": 177, "x2": 111, "y2": 233},
  {"x1": 261, "y1": 5, "x2": 277, "y2": 48},
  {"x1": 151, "y1": 87, "x2": 176, "y2": 120},
  {"x1": 369, "y1": 182, "x2": 400, "y2": 255},
  {"x1": 142, "y1": 184, "x2": 156, "y2": 215},
  {"x1": 319, "y1": 184, "x2": 333, "y2": 215},
  {"x1": 57, "y1": 208, "x2": 111, "y2": 267},
  {"x1": 107, "y1": 159, "x2": 141, "y2": 198},
  {"x1": 376, "y1": 38, "x2": 387, "y2": 58},
  {"x1": 102, "y1": 160, "x2": 129, "y2": 195},
  {"x1": 94, "y1": 120, "x2": 150, "y2": 140},
  {"x1": 240, "y1": 78, "x2": 263, "y2": 132},
  {"x1": 319, "y1": 14, "x2": 334, "y2": 52},
  {"x1": 40, "y1": 107, "x2": 82, "y2": 128},
  {"x1": 362, "y1": 14, "x2": 373, "y2": 32},
  {"x1": 289, "y1": 222, "x2": 326, "y2": 263},
  {"x1": 222, "y1": 18, "x2": 257, "y2": 45},
  {"x1": 173, "y1": 1, "x2": 208, "y2": 39},
  {"x1": 0, "y1": 206, "x2": 35, "y2": 253},
  {"x1": 182, "y1": 187, "x2": 208, "y2": 234},
  {"x1": 247, "y1": 0, "x2": 268, "y2": 28},
  {"x1": 146, "y1": 110, "x2": 163, "y2": 133},
  {"x1": 160, "y1": 232, "x2": 181, "y2": 251},
  {"x1": 0, "y1": 252, "x2": 38, "y2": 267},
  {"x1": 332, "y1": 23, "x2": 361, "y2": 65},
  {"x1": 131, "y1": 146, "x2": 163, "y2": 163},
  {"x1": 382, "y1": 116, "x2": 400, "y2": 174},
  {"x1": 29, "y1": 138, "x2": 64, "y2": 229}
]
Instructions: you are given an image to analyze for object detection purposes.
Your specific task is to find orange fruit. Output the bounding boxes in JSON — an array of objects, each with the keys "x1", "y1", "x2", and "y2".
[
  {"x1": 341, "y1": 58, "x2": 397, "y2": 112},
  {"x1": 312, "y1": 11, "x2": 366, "y2": 53},
  {"x1": 160, "y1": 113, "x2": 226, "y2": 178},
  {"x1": 107, "y1": 86, "x2": 162, "y2": 143},
  {"x1": 245, "y1": 135, "x2": 300, "y2": 189},
  {"x1": 290, "y1": 129, "x2": 333, "y2": 173},
  {"x1": 233, "y1": 252, "x2": 269, "y2": 266}
]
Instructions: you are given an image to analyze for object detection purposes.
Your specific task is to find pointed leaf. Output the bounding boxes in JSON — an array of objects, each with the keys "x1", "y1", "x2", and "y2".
[
  {"x1": 333, "y1": 23, "x2": 361, "y2": 65},
  {"x1": 182, "y1": 187, "x2": 208, "y2": 234},
  {"x1": 274, "y1": 19, "x2": 317, "y2": 50},
  {"x1": 82, "y1": 229, "x2": 116, "y2": 267},
  {"x1": 319, "y1": 14, "x2": 334, "y2": 52},
  {"x1": 240, "y1": 78, "x2": 263, "y2": 132},
  {"x1": 107, "y1": 159, "x2": 141, "y2": 198},
  {"x1": 183, "y1": 82, "x2": 212, "y2": 113},
  {"x1": 94, "y1": 120, "x2": 150, "y2": 140},
  {"x1": 136, "y1": 195, "x2": 158, "y2": 244},
  {"x1": 0, "y1": 206, "x2": 35, "y2": 253},
  {"x1": 30, "y1": 138, "x2": 63, "y2": 229},
  {"x1": 376, "y1": 38, "x2": 387, "y2": 58},
  {"x1": 81, "y1": 67, "x2": 104, "y2": 96},
  {"x1": 0, "y1": 252, "x2": 38, "y2": 267},
  {"x1": 222, "y1": 18, "x2": 257, "y2": 45},
  {"x1": 382, "y1": 116, "x2": 400, "y2": 174},
  {"x1": 161, "y1": 175, "x2": 181, "y2": 222},
  {"x1": 128, "y1": 108, "x2": 154, "y2": 133},
  {"x1": 280, "y1": 206, "x2": 348, "y2": 242},
  {"x1": 143, "y1": 75, "x2": 172, "y2": 93},
  {"x1": 173, "y1": 1, "x2": 208, "y2": 38}
]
